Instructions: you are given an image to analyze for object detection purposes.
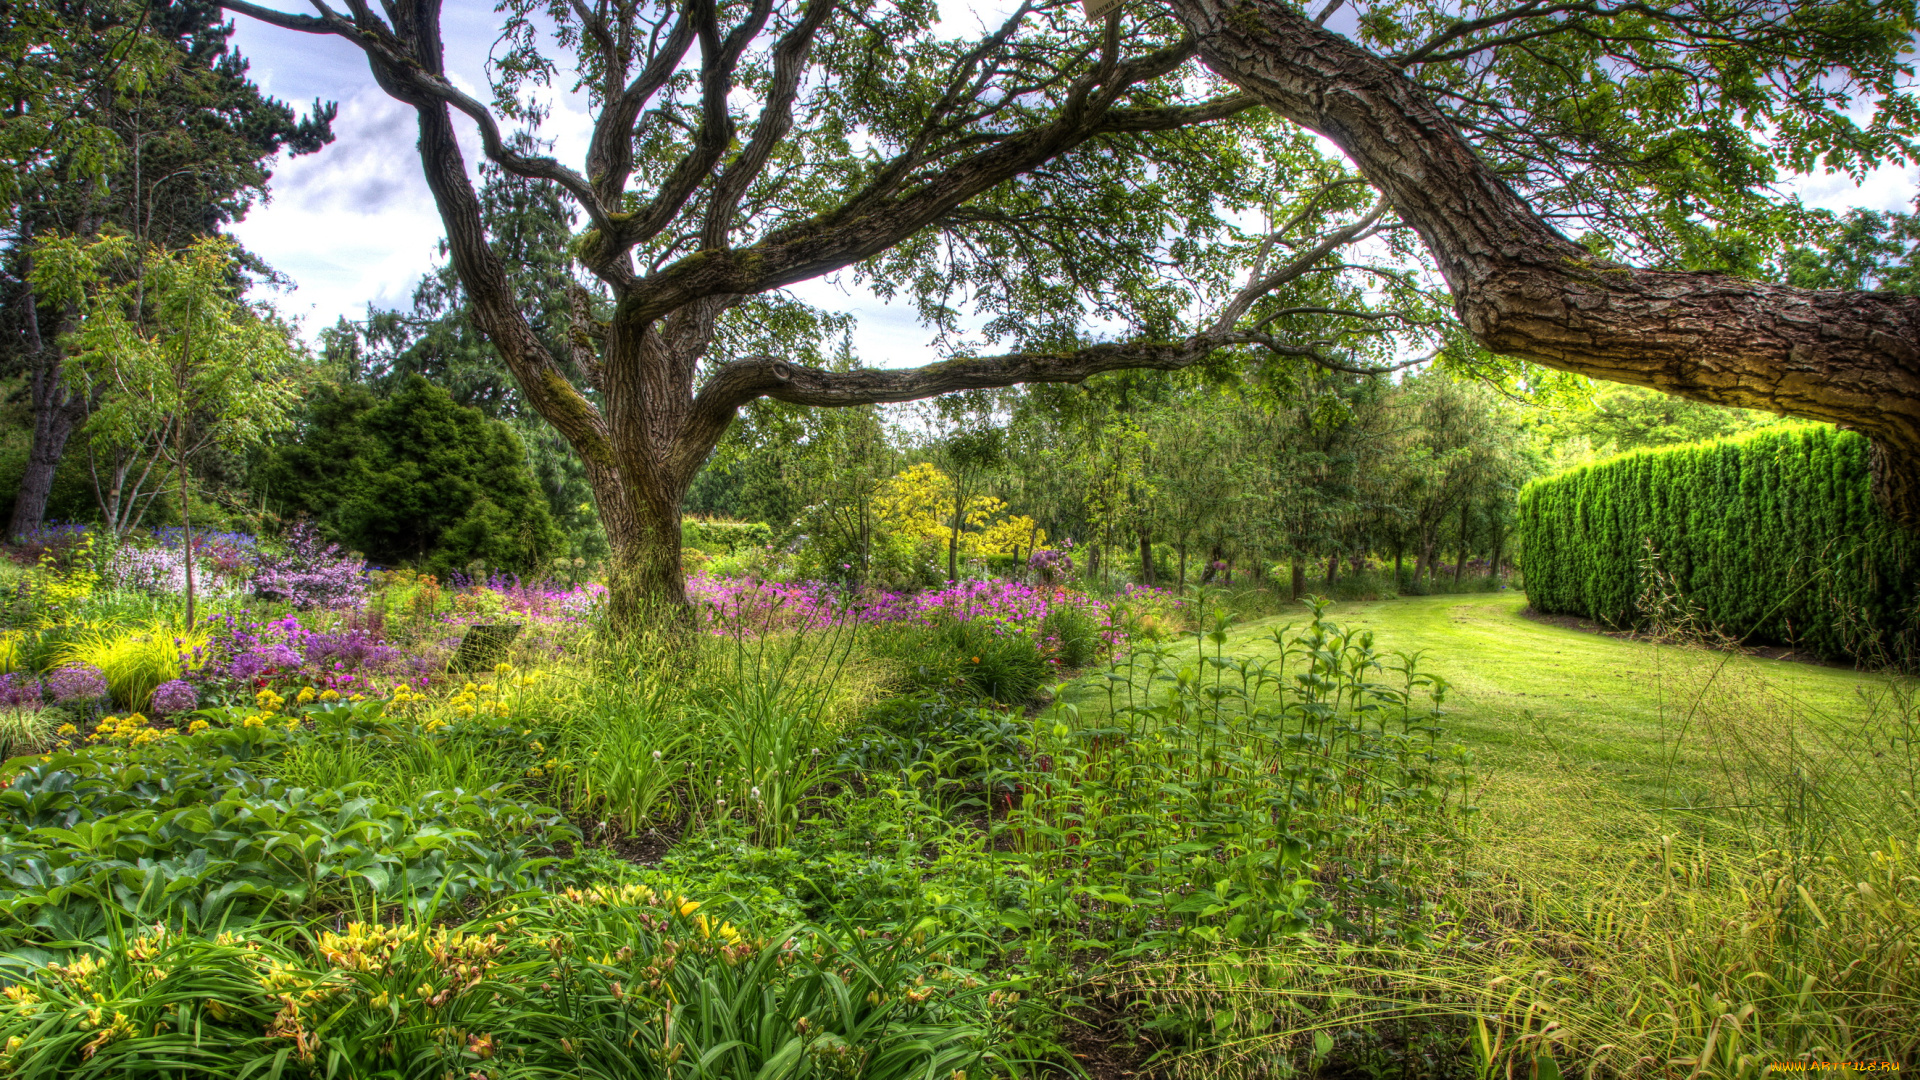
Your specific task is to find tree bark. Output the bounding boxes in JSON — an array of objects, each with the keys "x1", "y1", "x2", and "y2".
[
  {"x1": 1291, "y1": 560, "x2": 1306, "y2": 600},
  {"x1": 1454, "y1": 503, "x2": 1469, "y2": 585},
  {"x1": 1138, "y1": 528, "x2": 1156, "y2": 586},
  {"x1": 8, "y1": 273, "x2": 85, "y2": 540},
  {"x1": 1172, "y1": 0, "x2": 1920, "y2": 523},
  {"x1": 1324, "y1": 551, "x2": 1338, "y2": 588},
  {"x1": 11, "y1": 392, "x2": 85, "y2": 540}
]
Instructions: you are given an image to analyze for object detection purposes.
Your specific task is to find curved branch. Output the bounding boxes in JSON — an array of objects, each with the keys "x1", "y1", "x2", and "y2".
[
  {"x1": 676, "y1": 334, "x2": 1228, "y2": 471},
  {"x1": 220, "y1": 0, "x2": 612, "y2": 232},
  {"x1": 701, "y1": 0, "x2": 837, "y2": 248},
  {"x1": 613, "y1": 90, "x2": 1260, "y2": 326},
  {"x1": 1170, "y1": 0, "x2": 1920, "y2": 521}
]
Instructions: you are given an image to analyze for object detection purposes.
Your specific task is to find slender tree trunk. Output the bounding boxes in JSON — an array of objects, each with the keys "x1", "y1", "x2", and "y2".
[
  {"x1": 1291, "y1": 560, "x2": 1306, "y2": 600},
  {"x1": 1454, "y1": 504, "x2": 1469, "y2": 585},
  {"x1": 1490, "y1": 525, "x2": 1506, "y2": 581},
  {"x1": 1393, "y1": 545, "x2": 1403, "y2": 589},
  {"x1": 948, "y1": 485, "x2": 963, "y2": 582},
  {"x1": 1138, "y1": 528, "x2": 1156, "y2": 586},
  {"x1": 8, "y1": 276, "x2": 86, "y2": 540},
  {"x1": 1325, "y1": 551, "x2": 1338, "y2": 588},
  {"x1": 176, "y1": 425, "x2": 196, "y2": 629}
]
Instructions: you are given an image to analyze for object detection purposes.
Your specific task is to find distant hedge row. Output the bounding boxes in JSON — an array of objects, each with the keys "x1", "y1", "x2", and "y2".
[
  {"x1": 1518, "y1": 425, "x2": 1920, "y2": 663},
  {"x1": 682, "y1": 519, "x2": 773, "y2": 555}
]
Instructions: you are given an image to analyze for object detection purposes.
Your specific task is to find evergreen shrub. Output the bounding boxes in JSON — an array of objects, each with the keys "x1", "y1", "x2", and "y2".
[
  {"x1": 1518, "y1": 425, "x2": 1920, "y2": 662},
  {"x1": 681, "y1": 518, "x2": 773, "y2": 554}
]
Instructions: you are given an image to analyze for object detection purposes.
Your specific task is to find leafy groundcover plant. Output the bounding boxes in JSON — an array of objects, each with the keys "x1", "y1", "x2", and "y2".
[{"x1": 0, "y1": 885, "x2": 996, "y2": 1079}]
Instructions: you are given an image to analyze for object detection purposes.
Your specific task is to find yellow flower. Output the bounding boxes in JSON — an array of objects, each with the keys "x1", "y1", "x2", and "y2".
[
  {"x1": 677, "y1": 899, "x2": 700, "y2": 917},
  {"x1": 55, "y1": 723, "x2": 77, "y2": 737},
  {"x1": 186, "y1": 719, "x2": 210, "y2": 735},
  {"x1": 242, "y1": 715, "x2": 266, "y2": 729},
  {"x1": 296, "y1": 686, "x2": 316, "y2": 705},
  {"x1": 494, "y1": 661, "x2": 513, "y2": 676},
  {"x1": 319, "y1": 689, "x2": 340, "y2": 702}
]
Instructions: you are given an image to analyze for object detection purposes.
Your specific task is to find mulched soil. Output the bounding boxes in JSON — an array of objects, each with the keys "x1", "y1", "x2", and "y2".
[
  {"x1": 1517, "y1": 606, "x2": 1855, "y2": 670},
  {"x1": 1060, "y1": 1003, "x2": 1158, "y2": 1080},
  {"x1": 552, "y1": 813, "x2": 686, "y2": 867}
]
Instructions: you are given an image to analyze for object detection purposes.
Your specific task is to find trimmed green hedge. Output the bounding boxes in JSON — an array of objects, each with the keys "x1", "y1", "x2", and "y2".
[
  {"x1": 682, "y1": 518, "x2": 773, "y2": 554},
  {"x1": 1518, "y1": 425, "x2": 1920, "y2": 662}
]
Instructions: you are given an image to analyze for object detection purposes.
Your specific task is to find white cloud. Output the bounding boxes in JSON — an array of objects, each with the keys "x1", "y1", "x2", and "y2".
[
  {"x1": 230, "y1": 88, "x2": 455, "y2": 333},
  {"x1": 1788, "y1": 160, "x2": 1916, "y2": 215}
]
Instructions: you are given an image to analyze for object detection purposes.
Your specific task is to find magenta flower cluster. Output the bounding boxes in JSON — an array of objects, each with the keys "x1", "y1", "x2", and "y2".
[
  {"x1": 46, "y1": 664, "x2": 108, "y2": 703},
  {"x1": 0, "y1": 674, "x2": 43, "y2": 712},
  {"x1": 149, "y1": 679, "x2": 199, "y2": 715},
  {"x1": 686, "y1": 572, "x2": 1164, "y2": 657},
  {"x1": 252, "y1": 522, "x2": 366, "y2": 609}
]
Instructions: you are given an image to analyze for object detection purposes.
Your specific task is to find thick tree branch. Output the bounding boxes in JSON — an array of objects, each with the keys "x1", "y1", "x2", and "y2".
[
  {"x1": 677, "y1": 335, "x2": 1227, "y2": 471},
  {"x1": 1170, "y1": 0, "x2": 1920, "y2": 522},
  {"x1": 700, "y1": 0, "x2": 835, "y2": 249},
  {"x1": 611, "y1": 89, "x2": 1259, "y2": 327},
  {"x1": 585, "y1": 3, "x2": 697, "y2": 209}
]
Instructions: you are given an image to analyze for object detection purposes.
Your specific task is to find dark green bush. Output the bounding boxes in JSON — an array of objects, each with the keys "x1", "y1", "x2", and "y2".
[
  {"x1": 256, "y1": 376, "x2": 560, "y2": 575},
  {"x1": 1518, "y1": 425, "x2": 1920, "y2": 663}
]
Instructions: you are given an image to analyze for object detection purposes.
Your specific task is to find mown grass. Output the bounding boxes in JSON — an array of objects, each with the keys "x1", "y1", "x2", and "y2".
[
  {"x1": 1069, "y1": 592, "x2": 1876, "y2": 789},
  {"x1": 1057, "y1": 592, "x2": 1917, "y2": 1079}
]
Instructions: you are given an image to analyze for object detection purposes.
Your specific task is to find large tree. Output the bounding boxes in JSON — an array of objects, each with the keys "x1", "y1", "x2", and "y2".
[
  {"x1": 218, "y1": 0, "x2": 1407, "y2": 622},
  {"x1": 222, "y1": 0, "x2": 1917, "y2": 622}
]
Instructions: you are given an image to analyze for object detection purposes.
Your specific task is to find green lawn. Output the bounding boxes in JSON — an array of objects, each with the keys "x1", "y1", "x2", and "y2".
[{"x1": 1062, "y1": 591, "x2": 1892, "y2": 811}]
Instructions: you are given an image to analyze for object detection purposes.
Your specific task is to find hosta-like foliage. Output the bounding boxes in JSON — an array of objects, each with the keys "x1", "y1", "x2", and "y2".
[{"x1": 1518, "y1": 425, "x2": 1920, "y2": 662}]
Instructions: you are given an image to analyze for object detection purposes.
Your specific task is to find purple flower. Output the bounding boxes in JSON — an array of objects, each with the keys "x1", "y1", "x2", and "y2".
[
  {"x1": 46, "y1": 664, "x2": 108, "y2": 703},
  {"x1": 228, "y1": 644, "x2": 301, "y2": 681},
  {"x1": 304, "y1": 629, "x2": 400, "y2": 671},
  {"x1": 150, "y1": 679, "x2": 198, "y2": 716},
  {"x1": 0, "y1": 674, "x2": 44, "y2": 711},
  {"x1": 252, "y1": 522, "x2": 366, "y2": 609}
]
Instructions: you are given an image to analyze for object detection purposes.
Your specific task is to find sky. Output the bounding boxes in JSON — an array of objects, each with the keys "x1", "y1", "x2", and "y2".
[{"x1": 223, "y1": 1, "x2": 1919, "y2": 366}]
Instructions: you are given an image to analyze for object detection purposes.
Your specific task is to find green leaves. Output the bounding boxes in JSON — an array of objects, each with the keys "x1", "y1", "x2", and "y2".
[
  {"x1": 1518, "y1": 424, "x2": 1920, "y2": 663},
  {"x1": 0, "y1": 725, "x2": 576, "y2": 949},
  {"x1": 32, "y1": 233, "x2": 305, "y2": 463}
]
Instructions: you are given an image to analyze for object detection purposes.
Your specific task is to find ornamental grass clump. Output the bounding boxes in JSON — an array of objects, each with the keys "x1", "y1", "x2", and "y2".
[{"x1": 52, "y1": 624, "x2": 209, "y2": 711}]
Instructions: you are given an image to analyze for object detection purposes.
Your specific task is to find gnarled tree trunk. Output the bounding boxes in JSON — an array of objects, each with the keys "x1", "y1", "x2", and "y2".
[{"x1": 1171, "y1": 0, "x2": 1920, "y2": 522}]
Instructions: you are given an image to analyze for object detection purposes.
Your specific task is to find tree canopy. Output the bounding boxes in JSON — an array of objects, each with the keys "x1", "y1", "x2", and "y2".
[{"x1": 218, "y1": 0, "x2": 1920, "y2": 620}]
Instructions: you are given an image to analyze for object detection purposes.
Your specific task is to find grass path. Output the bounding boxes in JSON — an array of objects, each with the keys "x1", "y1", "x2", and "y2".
[{"x1": 1062, "y1": 591, "x2": 1893, "y2": 810}]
